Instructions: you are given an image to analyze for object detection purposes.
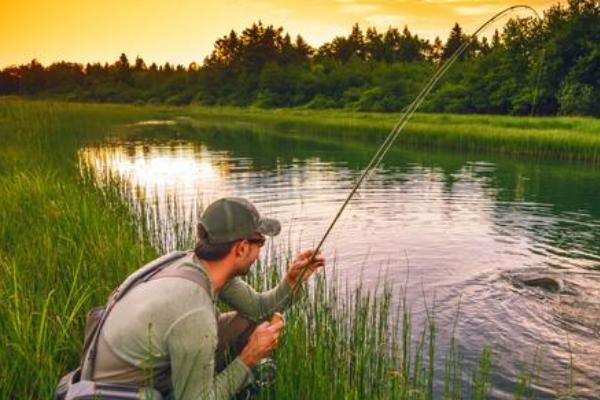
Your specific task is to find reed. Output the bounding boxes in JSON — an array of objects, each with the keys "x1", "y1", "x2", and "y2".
[{"x1": 0, "y1": 99, "x2": 162, "y2": 398}]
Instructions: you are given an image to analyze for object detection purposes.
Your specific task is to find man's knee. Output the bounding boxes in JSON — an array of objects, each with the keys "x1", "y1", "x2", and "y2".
[{"x1": 215, "y1": 312, "x2": 256, "y2": 372}]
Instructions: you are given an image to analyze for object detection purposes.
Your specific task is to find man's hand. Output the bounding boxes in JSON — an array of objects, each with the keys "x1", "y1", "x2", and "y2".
[
  {"x1": 240, "y1": 317, "x2": 284, "y2": 368},
  {"x1": 285, "y1": 249, "x2": 326, "y2": 290}
]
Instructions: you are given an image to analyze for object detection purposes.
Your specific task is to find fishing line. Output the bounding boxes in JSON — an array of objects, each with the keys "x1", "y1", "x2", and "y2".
[
  {"x1": 282, "y1": 5, "x2": 543, "y2": 297},
  {"x1": 531, "y1": 49, "x2": 546, "y2": 117}
]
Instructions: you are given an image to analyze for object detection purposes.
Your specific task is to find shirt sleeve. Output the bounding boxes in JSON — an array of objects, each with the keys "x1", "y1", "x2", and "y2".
[
  {"x1": 165, "y1": 307, "x2": 253, "y2": 400},
  {"x1": 219, "y1": 278, "x2": 293, "y2": 323}
]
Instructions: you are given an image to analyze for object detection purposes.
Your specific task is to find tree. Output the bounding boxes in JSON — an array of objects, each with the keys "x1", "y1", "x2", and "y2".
[
  {"x1": 45, "y1": 61, "x2": 84, "y2": 92},
  {"x1": 365, "y1": 27, "x2": 383, "y2": 61},
  {"x1": 134, "y1": 56, "x2": 147, "y2": 72},
  {"x1": 558, "y1": 80, "x2": 599, "y2": 115},
  {"x1": 317, "y1": 23, "x2": 365, "y2": 62},
  {"x1": 204, "y1": 30, "x2": 240, "y2": 67},
  {"x1": 478, "y1": 37, "x2": 491, "y2": 56},
  {"x1": 0, "y1": 67, "x2": 20, "y2": 94},
  {"x1": 115, "y1": 53, "x2": 132, "y2": 84},
  {"x1": 491, "y1": 30, "x2": 502, "y2": 49},
  {"x1": 397, "y1": 26, "x2": 426, "y2": 62},
  {"x1": 19, "y1": 59, "x2": 46, "y2": 94},
  {"x1": 2, "y1": 4, "x2": 599, "y2": 115},
  {"x1": 429, "y1": 36, "x2": 444, "y2": 64},
  {"x1": 441, "y1": 23, "x2": 469, "y2": 61},
  {"x1": 294, "y1": 35, "x2": 313, "y2": 62},
  {"x1": 381, "y1": 28, "x2": 401, "y2": 62}
]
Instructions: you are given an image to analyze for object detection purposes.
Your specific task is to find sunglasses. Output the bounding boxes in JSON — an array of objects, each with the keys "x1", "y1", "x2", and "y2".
[{"x1": 246, "y1": 236, "x2": 266, "y2": 247}]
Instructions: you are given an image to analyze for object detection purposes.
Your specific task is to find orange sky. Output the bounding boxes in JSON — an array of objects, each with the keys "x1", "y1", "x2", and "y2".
[{"x1": 1, "y1": 0, "x2": 555, "y2": 68}]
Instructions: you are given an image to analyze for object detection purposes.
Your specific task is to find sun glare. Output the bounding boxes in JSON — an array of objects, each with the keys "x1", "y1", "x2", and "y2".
[{"x1": 79, "y1": 144, "x2": 222, "y2": 199}]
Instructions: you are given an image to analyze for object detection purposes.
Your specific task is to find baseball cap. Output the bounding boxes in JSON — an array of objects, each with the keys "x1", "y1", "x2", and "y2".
[{"x1": 199, "y1": 197, "x2": 281, "y2": 244}]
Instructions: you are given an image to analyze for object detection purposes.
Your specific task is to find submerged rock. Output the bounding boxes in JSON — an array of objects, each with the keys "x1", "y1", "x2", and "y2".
[
  {"x1": 505, "y1": 269, "x2": 566, "y2": 293},
  {"x1": 521, "y1": 275, "x2": 564, "y2": 292}
]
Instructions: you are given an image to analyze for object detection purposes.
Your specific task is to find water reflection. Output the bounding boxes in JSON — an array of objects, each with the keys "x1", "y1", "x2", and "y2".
[
  {"x1": 79, "y1": 127, "x2": 600, "y2": 399},
  {"x1": 80, "y1": 144, "x2": 224, "y2": 199}
]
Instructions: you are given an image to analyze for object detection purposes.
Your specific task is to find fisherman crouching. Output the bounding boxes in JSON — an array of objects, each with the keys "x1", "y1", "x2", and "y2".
[{"x1": 56, "y1": 197, "x2": 325, "y2": 400}]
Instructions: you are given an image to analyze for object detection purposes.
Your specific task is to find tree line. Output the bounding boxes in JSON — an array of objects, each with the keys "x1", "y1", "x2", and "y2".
[{"x1": 1, "y1": 0, "x2": 599, "y2": 116}]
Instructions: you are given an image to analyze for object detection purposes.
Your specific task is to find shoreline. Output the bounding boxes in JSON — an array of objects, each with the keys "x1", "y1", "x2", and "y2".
[{"x1": 5, "y1": 98, "x2": 595, "y2": 164}]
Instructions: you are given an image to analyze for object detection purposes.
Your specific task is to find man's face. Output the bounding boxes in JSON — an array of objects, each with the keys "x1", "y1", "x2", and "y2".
[{"x1": 234, "y1": 232, "x2": 265, "y2": 276}]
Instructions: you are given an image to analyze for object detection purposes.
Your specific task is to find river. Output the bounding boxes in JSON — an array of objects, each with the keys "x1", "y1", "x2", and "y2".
[{"x1": 79, "y1": 119, "x2": 600, "y2": 399}]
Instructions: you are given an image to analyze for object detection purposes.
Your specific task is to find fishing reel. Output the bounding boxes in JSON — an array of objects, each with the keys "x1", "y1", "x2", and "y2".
[{"x1": 237, "y1": 358, "x2": 277, "y2": 399}]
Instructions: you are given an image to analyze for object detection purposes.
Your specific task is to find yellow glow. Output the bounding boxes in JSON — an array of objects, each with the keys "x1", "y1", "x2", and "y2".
[
  {"x1": 78, "y1": 144, "x2": 223, "y2": 200},
  {"x1": 1, "y1": 0, "x2": 554, "y2": 68}
]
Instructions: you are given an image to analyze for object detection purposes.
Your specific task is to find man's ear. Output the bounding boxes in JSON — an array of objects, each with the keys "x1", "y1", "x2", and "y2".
[{"x1": 234, "y1": 240, "x2": 248, "y2": 258}]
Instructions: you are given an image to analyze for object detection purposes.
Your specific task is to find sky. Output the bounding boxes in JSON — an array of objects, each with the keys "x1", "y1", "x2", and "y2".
[{"x1": 1, "y1": 0, "x2": 554, "y2": 68}]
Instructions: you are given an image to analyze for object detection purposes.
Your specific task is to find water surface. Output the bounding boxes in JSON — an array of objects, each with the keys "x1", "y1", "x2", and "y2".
[{"x1": 80, "y1": 121, "x2": 600, "y2": 399}]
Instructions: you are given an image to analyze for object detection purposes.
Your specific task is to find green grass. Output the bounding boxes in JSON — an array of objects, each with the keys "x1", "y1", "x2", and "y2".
[
  {"x1": 178, "y1": 106, "x2": 600, "y2": 164},
  {"x1": 0, "y1": 99, "x2": 165, "y2": 397},
  {"x1": 0, "y1": 98, "x2": 576, "y2": 398}
]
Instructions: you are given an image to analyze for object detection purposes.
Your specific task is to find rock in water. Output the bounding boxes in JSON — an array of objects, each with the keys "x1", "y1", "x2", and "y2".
[
  {"x1": 504, "y1": 269, "x2": 567, "y2": 293},
  {"x1": 521, "y1": 275, "x2": 564, "y2": 292}
]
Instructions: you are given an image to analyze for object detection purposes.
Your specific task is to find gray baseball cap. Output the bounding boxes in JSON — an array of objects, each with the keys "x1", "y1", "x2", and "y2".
[{"x1": 199, "y1": 197, "x2": 281, "y2": 244}]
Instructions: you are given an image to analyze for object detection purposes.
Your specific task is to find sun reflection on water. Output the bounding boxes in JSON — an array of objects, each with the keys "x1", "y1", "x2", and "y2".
[{"x1": 79, "y1": 143, "x2": 231, "y2": 205}]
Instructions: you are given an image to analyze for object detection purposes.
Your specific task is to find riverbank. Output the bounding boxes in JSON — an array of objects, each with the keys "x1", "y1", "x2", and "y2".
[
  {"x1": 180, "y1": 106, "x2": 600, "y2": 164},
  {"x1": 0, "y1": 99, "x2": 574, "y2": 398},
  {"x1": 4, "y1": 98, "x2": 600, "y2": 164}
]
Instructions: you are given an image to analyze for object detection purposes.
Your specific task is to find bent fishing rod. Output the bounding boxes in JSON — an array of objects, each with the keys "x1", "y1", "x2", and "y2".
[{"x1": 284, "y1": 5, "x2": 542, "y2": 296}]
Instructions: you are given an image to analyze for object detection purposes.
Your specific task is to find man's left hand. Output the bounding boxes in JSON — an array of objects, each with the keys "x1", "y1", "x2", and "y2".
[{"x1": 285, "y1": 249, "x2": 326, "y2": 289}]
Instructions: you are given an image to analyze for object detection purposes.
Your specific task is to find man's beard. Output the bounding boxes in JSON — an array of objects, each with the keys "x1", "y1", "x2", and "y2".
[{"x1": 236, "y1": 261, "x2": 254, "y2": 277}]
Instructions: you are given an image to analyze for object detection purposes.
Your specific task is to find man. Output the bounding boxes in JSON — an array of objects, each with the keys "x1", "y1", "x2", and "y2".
[{"x1": 82, "y1": 197, "x2": 325, "y2": 399}]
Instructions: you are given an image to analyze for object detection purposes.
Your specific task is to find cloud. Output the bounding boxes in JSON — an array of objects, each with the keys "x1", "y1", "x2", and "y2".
[
  {"x1": 454, "y1": 4, "x2": 499, "y2": 15},
  {"x1": 340, "y1": 3, "x2": 381, "y2": 13},
  {"x1": 364, "y1": 14, "x2": 405, "y2": 26},
  {"x1": 285, "y1": 19, "x2": 349, "y2": 44},
  {"x1": 421, "y1": 0, "x2": 465, "y2": 3}
]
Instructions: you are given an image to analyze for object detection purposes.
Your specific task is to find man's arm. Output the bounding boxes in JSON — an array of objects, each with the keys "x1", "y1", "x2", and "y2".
[
  {"x1": 166, "y1": 308, "x2": 252, "y2": 400},
  {"x1": 219, "y1": 277, "x2": 292, "y2": 323},
  {"x1": 220, "y1": 250, "x2": 325, "y2": 322}
]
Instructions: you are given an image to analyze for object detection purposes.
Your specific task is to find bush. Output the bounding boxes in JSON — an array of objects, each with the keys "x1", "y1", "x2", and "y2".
[
  {"x1": 355, "y1": 86, "x2": 403, "y2": 112},
  {"x1": 253, "y1": 90, "x2": 283, "y2": 108},
  {"x1": 424, "y1": 82, "x2": 474, "y2": 113},
  {"x1": 558, "y1": 81, "x2": 599, "y2": 116},
  {"x1": 165, "y1": 93, "x2": 192, "y2": 106},
  {"x1": 303, "y1": 94, "x2": 339, "y2": 109}
]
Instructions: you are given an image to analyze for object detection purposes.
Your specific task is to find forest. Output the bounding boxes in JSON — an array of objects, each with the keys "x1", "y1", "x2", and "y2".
[{"x1": 1, "y1": 0, "x2": 598, "y2": 116}]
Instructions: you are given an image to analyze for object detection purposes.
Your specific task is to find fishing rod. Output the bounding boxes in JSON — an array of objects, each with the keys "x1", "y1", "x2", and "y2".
[{"x1": 285, "y1": 5, "x2": 543, "y2": 295}]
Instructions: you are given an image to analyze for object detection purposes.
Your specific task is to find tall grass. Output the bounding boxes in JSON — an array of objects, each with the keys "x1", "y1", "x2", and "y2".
[
  {"x1": 0, "y1": 99, "x2": 162, "y2": 397},
  {"x1": 180, "y1": 106, "x2": 600, "y2": 164},
  {"x1": 0, "y1": 98, "x2": 561, "y2": 399}
]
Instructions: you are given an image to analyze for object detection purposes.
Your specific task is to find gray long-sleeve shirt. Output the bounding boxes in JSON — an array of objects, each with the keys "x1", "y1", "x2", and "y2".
[{"x1": 90, "y1": 252, "x2": 292, "y2": 400}]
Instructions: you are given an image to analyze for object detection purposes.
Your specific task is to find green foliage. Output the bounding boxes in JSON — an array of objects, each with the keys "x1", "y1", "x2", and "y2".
[
  {"x1": 424, "y1": 82, "x2": 474, "y2": 113},
  {"x1": 441, "y1": 23, "x2": 469, "y2": 61},
  {"x1": 353, "y1": 62, "x2": 431, "y2": 112},
  {"x1": 304, "y1": 94, "x2": 339, "y2": 109},
  {"x1": 558, "y1": 80, "x2": 600, "y2": 115},
  {"x1": 2, "y1": 2, "x2": 600, "y2": 116}
]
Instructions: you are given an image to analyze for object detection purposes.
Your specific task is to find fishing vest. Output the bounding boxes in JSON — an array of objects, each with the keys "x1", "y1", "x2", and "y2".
[{"x1": 54, "y1": 251, "x2": 211, "y2": 400}]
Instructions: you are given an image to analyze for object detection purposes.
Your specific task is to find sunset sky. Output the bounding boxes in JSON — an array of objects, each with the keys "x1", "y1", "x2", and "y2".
[{"x1": 1, "y1": 0, "x2": 554, "y2": 68}]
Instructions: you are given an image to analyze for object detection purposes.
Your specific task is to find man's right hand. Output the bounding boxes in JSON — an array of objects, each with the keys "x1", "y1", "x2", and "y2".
[{"x1": 239, "y1": 318, "x2": 284, "y2": 368}]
